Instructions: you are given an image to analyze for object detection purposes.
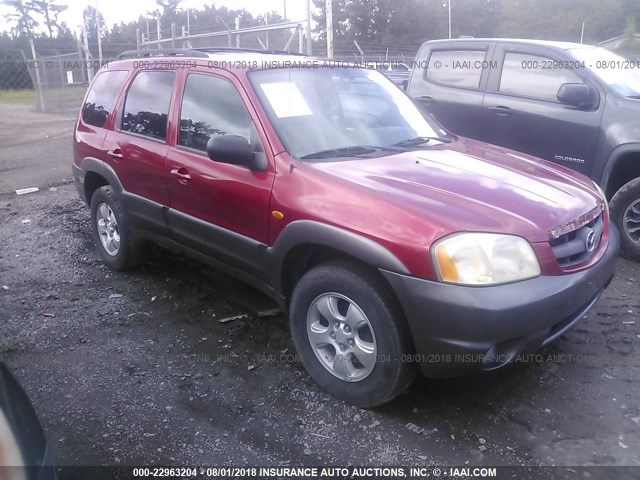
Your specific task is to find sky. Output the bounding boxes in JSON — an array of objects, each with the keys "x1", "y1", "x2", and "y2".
[{"x1": 1, "y1": 0, "x2": 312, "y2": 34}]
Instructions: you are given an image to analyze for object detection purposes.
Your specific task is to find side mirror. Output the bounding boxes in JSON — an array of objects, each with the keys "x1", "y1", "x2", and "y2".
[
  {"x1": 206, "y1": 135, "x2": 262, "y2": 170},
  {"x1": 557, "y1": 83, "x2": 592, "y2": 108}
]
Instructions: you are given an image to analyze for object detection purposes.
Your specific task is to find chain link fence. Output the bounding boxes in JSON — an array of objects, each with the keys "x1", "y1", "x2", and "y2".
[
  {"x1": 0, "y1": 49, "x2": 34, "y2": 106},
  {"x1": 0, "y1": 47, "x2": 100, "y2": 114},
  {"x1": 140, "y1": 21, "x2": 309, "y2": 54},
  {"x1": 2, "y1": 21, "x2": 416, "y2": 114},
  {"x1": 26, "y1": 51, "x2": 93, "y2": 114},
  {"x1": 0, "y1": 47, "x2": 96, "y2": 193},
  {"x1": 333, "y1": 49, "x2": 418, "y2": 64}
]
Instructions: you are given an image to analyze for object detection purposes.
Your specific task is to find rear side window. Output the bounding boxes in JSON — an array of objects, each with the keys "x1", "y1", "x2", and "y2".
[
  {"x1": 179, "y1": 73, "x2": 252, "y2": 152},
  {"x1": 121, "y1": 71, "x2": 175, "y2": 140},
  {"x1": 82, "y1": 70, "x2": 128, "y2": 127},
  {"x1": 499, "y1": 52, "x2": 584, "y2": 102},
  {"x1": 425, "y1": 50, "x2": 486, "y2": 89}
]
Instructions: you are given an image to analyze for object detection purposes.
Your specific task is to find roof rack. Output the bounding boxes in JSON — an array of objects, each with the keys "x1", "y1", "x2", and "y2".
[
  {"x1": 117, "y1": 47, "x2": 308, "y2": 60},
  {"x1": 117, "y1": 49, "x2": 209, "y2": 60},
  {"x1": 195, "y1": 47, "x2": 307, "y2": 57}
]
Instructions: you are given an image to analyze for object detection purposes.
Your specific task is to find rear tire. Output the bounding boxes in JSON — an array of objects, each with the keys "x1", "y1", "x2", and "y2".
[
  {"x1": 90, "y1": 185, "x2": 146, "y2": 270},
  {"x1": 610, "y1": 177, "x2": 640, "y2": 261},
  {"x1": 289, "y1": 261, "x2": 416, "y2": 408}
]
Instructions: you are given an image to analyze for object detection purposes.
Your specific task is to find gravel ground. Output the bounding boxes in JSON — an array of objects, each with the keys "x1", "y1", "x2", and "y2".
[{"x1": 0, "y1": 184, "x2": 638, "y2": 474}]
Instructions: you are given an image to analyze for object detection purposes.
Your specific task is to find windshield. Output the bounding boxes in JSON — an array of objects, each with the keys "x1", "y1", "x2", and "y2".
[
  {"x1": 569, "y1": 47, "x2": 640, "y2": 98},
  {"x1": 249, "y1": 67, "x2": 446, "y2": 159}
]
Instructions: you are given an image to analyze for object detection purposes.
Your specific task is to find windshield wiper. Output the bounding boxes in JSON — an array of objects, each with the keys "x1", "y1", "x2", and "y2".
[
  {"x1": 300, "y1": 145, "x2": 399, "y2": 160},
  {"x1": 393, "y1": 135, "x2": 453, "y2": 147}
]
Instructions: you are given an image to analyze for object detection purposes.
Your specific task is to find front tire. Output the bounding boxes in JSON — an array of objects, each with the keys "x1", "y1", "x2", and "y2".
[
  {"x1": 90, "y1": 185, "x2": 145, "y2": 270},
  {"x1": 289, "y1": 261, "x2": 416, "y2": 408},
  {"x1": 610, "y1": 177, "x2": 640, "y2": 261}
]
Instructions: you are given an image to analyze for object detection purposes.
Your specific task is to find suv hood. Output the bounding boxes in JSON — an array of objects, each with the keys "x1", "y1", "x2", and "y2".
[{"x1": 309, "y1": 139, "x2": 601, "y2": 244}]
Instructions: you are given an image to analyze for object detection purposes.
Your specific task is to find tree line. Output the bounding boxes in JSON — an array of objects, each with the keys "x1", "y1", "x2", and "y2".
[
  {"x1": 314, "y1": 0, "x2": 640, "y2": 54},
  {"x1": 3, "y1": 0, "x2": 640, "y2": 55},
  {"x1": 0, "y1": 0, "x2": 285, "y2": 89},
  {"x1": 1, "y1": 0, "x2": 284, "y2": 58},
  {"x1": 1, "y1": 0, "x2": 639, "y2": 90}
]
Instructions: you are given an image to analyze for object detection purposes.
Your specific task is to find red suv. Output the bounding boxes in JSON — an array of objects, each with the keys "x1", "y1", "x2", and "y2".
[{"x1": 73, "y1": 49, "x2": 619, "y2": 407}]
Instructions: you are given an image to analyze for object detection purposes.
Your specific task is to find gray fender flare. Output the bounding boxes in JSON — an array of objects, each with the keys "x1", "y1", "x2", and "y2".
[
  {"x1": 600, "y1": 143, "x2": 640, "y2": 196},
  {"x1": 267, "y1": 220, "x2": 410, "y2": 294},
  {"x1": 76, "y1": 157, "x2": 125, "y2": 196}
]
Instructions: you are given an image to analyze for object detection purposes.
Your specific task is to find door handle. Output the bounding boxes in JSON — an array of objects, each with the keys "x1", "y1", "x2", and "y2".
[
  {"x1": 488, "y1": 106, "x2": 514, "y2": 116},
  {"x1": 107, "y1": 148, "x2": 124, "y2": 159},
  {"x1": 418, "y1": 95, "x2": 435, "y2": 105},
  {"x1": 170, "y1": 168, "x2": 192, "y2": 183}
]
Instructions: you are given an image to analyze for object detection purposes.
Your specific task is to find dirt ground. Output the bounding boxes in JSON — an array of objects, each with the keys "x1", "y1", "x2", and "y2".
[
  {"x1": 0, "y1": 104, "x2": 638, "y2": 476},
  {"x1": 0, "y1": 103, "x2": 76, "y2": 194},
  {"x1": 1, "y1": 182, "x2": 639, "y2": 472}
]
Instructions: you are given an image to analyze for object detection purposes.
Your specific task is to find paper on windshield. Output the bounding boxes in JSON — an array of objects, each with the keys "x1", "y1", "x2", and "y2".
[{"x1": 260, "y1": 82, "x2": 313, "y2": 118}]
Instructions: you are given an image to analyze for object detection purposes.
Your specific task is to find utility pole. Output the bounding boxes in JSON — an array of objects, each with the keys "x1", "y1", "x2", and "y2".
[
  {"x1": 580, "y1": 22, "x2": 585, "y2": 43},
  {"x1": 283, "y1": 0, "x2": 287, "y2": 20},
  {"x1": 28, "y1": 37, "x2": 45, "y2": 111},
  {"x1": 96, "y1": 13, "x2": 103, "y2": 66},
  {"x1": 326, "y1": 0, "x2": 334, "y2": 59},
  {"x1": 156, "y1": 13, "x2": 161, "y2": 49},
  {"x1": 235, "y1": 17, "x2": 240, "y2": 48},
  {"x1": 448, "y1": 0, "x2": 452, "y2": 39},
  {"x1": 95, "y1": 0, "x2": 102, "y2": 64},
  {"x1": 187, "y1": 8, "x2": 190, "y2": 34},
  {"x1": 81, "y1": 23, "x2": 94, "y2": 83},
  {"x1": 305, "y1": 0, "x2": 312, "y2": 55}
]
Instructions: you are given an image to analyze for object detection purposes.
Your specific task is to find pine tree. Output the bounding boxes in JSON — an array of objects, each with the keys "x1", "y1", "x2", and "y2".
[
  {"x1": 30, "y1": 0, "x2": 67, "y2": 38},
  {"x1": 1, "y1": 0, "x2": 39, "y2": 38}
]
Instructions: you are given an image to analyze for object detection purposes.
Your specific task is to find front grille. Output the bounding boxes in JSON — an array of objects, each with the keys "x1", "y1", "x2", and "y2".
[{"x1": 550, "y1": 213, "x2": 603, "y2": 267}]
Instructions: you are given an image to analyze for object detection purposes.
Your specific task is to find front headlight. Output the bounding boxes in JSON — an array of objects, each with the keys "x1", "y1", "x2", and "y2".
[
  {"x1": 592, "y1": 181, "x2": 609, "y2": 217},
  {"x1": 433, "y1": 233, "x2": 541, "y2": 286}
]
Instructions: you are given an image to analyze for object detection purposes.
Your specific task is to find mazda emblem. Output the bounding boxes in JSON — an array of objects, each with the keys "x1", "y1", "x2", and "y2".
[{"x1": 585, "y1": 229, "x2": 596, "y2": 253}]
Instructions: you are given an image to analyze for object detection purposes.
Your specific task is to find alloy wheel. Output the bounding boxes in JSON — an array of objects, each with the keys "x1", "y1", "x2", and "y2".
[
  {"x1": 306, "y1": 292, "x2": 377, "y2": 382},
  {"x1": 96, "y1": 202, "x2": 120, "y2": 256},
  {"x1": 623, "y1": 199, "x2": 640, "y2": 244}
]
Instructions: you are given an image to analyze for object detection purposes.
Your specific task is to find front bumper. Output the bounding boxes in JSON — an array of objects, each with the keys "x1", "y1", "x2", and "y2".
[{"x1": 381, "y1": 226, "x2": 619, "y2": 378}]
